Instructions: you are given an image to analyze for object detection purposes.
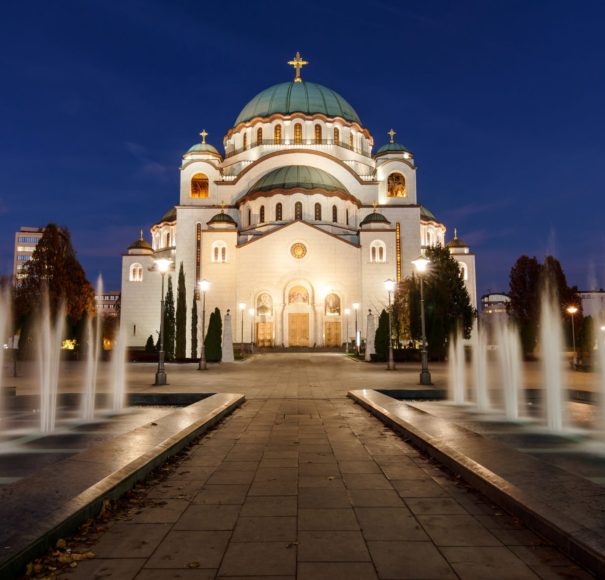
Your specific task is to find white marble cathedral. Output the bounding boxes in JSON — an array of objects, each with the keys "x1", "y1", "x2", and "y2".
[{"x1": 121, "y1": 53, "x2": 476, "y2": 351}]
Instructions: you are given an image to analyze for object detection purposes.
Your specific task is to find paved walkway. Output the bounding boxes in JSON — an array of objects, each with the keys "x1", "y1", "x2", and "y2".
[{"x1": 57, "y1": 358, "x2": 590, "y2": 579}]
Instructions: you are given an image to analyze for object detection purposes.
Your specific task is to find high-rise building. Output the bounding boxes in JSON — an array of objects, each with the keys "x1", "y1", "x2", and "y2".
[{"x1": 13, "y1": 226, "x2": 44, "y2": 283}]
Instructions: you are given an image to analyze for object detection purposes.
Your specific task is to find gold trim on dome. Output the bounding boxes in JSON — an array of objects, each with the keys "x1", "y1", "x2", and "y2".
[
  {"x1": 236, "y1": 187, "x2": 361, "y2": 207},
  {"x1": 290, "y1": 242, "x2": 307, "y2": 259}
]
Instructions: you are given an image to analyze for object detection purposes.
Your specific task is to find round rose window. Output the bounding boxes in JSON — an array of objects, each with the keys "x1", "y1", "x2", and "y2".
[{"x1": 290, "y1": 243, "x2": 307, "y2": 259}]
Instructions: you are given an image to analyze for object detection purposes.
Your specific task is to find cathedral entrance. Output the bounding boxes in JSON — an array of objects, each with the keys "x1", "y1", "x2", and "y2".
[
  {"x1": 324, "y1": 321, "x2": 341, "y2": 347},
  {"x1": 256, "y1": 322, "x2": 273, "y2": 347},
  {"x1": 288, "y1": 313, "x2": 309, "y2": 347}
]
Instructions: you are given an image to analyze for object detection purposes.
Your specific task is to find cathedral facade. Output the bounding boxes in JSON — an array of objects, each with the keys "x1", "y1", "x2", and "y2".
[{"x1": 121, "y1": 55, "x2": 476, "y2": 351}]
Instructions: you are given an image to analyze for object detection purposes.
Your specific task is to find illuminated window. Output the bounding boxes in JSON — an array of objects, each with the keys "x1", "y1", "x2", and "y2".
[
  {"x1": 276, "y1": 203, "x2": 283, "y2": 220},
  {"x1": 260, "y1": 205, "x2": 265, "y2": 223},
  {"x1": 247, "y1": 208, "x2": 251, "y2": 225},
  {"x1": 346, "y1": 208, "x2": 349, "y2": 225},
  {"x1": 243, "y1": 133, "x2": 247, "y2": 150},
  {"x1": 349, "y1": 132, "x2": 354, "y2": 148},
  {"x1": 333, "y1": 127, "x2": 340, "y2": 144},
  {"x1": 387, "y1": 172, "x2": 406, "y2": 197},
  {"x1": 195, "y1": 223, "x2": 201, "y2": 296},
  {"x1": 212, "y1": 240, "x2": 227, "y2": 263},
  {"x1": 295, "y1": 201, "x2": 303, "y2": 220},
  {"x1": 314, "y1": 203, "x2": 322, "y2": 220},
  {"x1": 426, "y1": 231, "x2": 432, "y2": 246},
  {"x1": 294, "y1": 123, "x2": 302, "y2": 144},
  {"x1": 191, "y1": 173, "x2": 209, "y2": 198},
  {"x1": 274, "y1": 124, "x2": 282, "y2": 144},
  {"x1": 129, "y1": 263, "x2": 143, "y2": 282},
  {"x1": 314, "y1": 124, "x2": 322, "y2": 144},
  {"x1": 257, "y1": 127, "x2": 263, "y2": 144},
  {"x1": 459, "y1": 262, "x2": 468, "y2": 281},
  {"x1": 332, "y1": 205, "x2": 338, "y2": 223},
  {"x1": 370, "y1": 240, "x2": 386, "y2": 263}
]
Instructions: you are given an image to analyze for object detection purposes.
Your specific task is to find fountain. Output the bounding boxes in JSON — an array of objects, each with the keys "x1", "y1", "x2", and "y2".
[
  {"x1": 496, "y1": 320, "x2": 522, "y2": 421},
  {"x1": 540, "y1": 291, "x2": 566, "y2": 432},
  {"x1": 472, "y1": 327, "x2": 490, "y2": 412},
  {"x1": 448, "y1": 328, "x2": 466, "y2": 405},
  {"x1": 110, "y1": 324, "x2": 127, "y2": 414},
  {"x1": 82, "y1": 276, "x2": 103, "y2": 421}
]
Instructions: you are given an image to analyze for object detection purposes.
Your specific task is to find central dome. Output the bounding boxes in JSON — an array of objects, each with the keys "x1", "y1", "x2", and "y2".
[
  {"x1": 249, "y1": 166, "x2": 349, "y2": 195},
  {"x1": 235, "y1": 81, "x2": 361, "y2": 126}
]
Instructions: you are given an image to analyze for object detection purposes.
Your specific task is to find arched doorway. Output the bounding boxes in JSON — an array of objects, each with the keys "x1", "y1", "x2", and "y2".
[
  {"x1": 287, "y1": 285, "x2": 310, "y2": 346},
  {"x1": 256, "y1": 293, "x2": 273, "y2": 347},
  {"x1": 324, "y1": 293, "x2": 341, "y2": 347}
]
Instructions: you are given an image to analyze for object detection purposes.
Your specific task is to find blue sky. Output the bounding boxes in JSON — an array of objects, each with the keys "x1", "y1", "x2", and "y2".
[{"x1": 1, "y1": 0, "x2": 604, "y2": 294}]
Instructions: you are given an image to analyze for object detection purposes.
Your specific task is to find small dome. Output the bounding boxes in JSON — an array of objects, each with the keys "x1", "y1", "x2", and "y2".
[
  {"x1": 208, "y1": 211, "x2": 237, "y2": 226},
  {"x1": 156, "y1": 207, "x2": 176, "y2": 225},
  {"x1": 360, "y1": 211, "x2": 391, "y2": 227},
  {"x1": 128, "y1": 231, "x2": 153, "y2": 253},
  {"x1": 249, "y1": 166, "x2": 349, "y2": 196},
  {"x1": 447, "y1": 229, "x2": 469, "y2": 248},
  {"x1": 235, "y1": 81, "x2": 361, "y2": 126},
  {"x1": 187, "y1": 142, "x2": 221, "y2": 156},
  {"x1": 375, "y1": 142, "x2": 411, "y2": 156},
  {"x1": 420, "y1": 205, "x2": 441, "y2": 223}
]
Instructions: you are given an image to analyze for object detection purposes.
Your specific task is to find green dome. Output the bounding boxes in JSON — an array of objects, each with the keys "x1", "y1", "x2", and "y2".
[
  {"x1": 187, "y1": 142, "x2": 221, "y2": 156},
  {"x1": 128, "y1": 237, "x2": 152, "y2": 251},
  {"x1": 420, "y1": 205, "x2": 441, "y2": 223},
  {"x1": 208, "y1": 211, "x2": 237, "y2": 225},
  {"x1": 156, "y1": 206, "x2": 176, "y2": 225},
  {"x1": 360, "y1": 212, "x2": 391, "y2": 227},
  {"x1": 376, "y1": 142, "x2": 411, "y2": 155},
  {"x1": 249, "y1": 166, "x2": 349, "y2": 195},
  {"x1": 235, "y1": 81, "x2": 361, "y2": 126}
]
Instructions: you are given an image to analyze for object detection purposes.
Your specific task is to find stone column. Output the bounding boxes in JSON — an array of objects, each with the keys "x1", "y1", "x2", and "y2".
[
  {"x1": 365, "y1": 309, "x2": 376, "y2": 361},
  {"x1": 222, "y1": 310, "x2": 235, "y2": 362}
]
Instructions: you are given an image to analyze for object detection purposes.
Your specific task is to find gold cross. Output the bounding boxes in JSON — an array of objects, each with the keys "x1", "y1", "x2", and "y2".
[
  {"x1": 288, "y1": 52, "x2": 309, "y2": 83},
  {"x1": 372, "y1": 200, "x2": 378, "y2": 210},
  {"x1": 388, "y1": 128, "x2": 396, "y2": 144},
  {"x1": 139, "y1": 229, "x2": 144, "y2": 240},
  {"x1": 200, "y1": 129, "x2": 208, "y2": 144}
]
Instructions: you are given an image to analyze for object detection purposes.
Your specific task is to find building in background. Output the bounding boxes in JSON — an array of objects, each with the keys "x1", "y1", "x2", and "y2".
[
  {"x1": 13, "y1": 226, "x2": 44, "y2": 283},
  {"x1": 95, "y1": 291, "x2": 121, "y2": 317},
  {"x1": 579, "y1": 290, "x2": 605, "y2": 322}
]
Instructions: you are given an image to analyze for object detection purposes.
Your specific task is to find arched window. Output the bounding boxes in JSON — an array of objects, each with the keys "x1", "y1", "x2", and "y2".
[
  {"x1": 274, "y1": 124, "x2": 282, "y2": 144},
  {"x1": 333, "y1": 127, "x2": 340, "y2": 144},
  {"x1": 276, "y1": 203, "x2": 283, "y2": 221},
  {"x1": 259, "y1": 205, "x2": 265, "y2": 223},
  {"x1": 243, "y1": 133, "x2": 247, "y2": 150},
  {"x1": 314, "y1": 203, "x2": 322, "y2": 221},
  {"x1": 257, "y1": 127, "x2": 263, "y2": 145},
  {"x1": 191, "y1": 173, "x2": 209, "y2": 198},
  {"x1": 289, "y1": 286, "x2": 309, "y2": 304},
  {"x1": 294, "y1": 123, "x2": 302, "y2": 144},
  {"x1": 387, "y1": 172, "x2": 406, "y2": 197},
  {"x1": 165, "y1": 232, "x2": 171, "y2": 247},
  {"x1": 247, "y1": 208, "x2": 251, "y2": 226},
  {"x1": 295, "y1": 201, "x2": 303, "y2": 220},
  {"x1": 314, "y1": 124, "x2": 322, "y2": 144},
  {"x1": 349, "y1": 132, "x2": 354, "y2": 148},
  {"x1": 346, "y1": 208, "x2": 349, "y2": 225},
  {"x1": 129, "y1": 263, "x2": 143, "y2": 282},
  {"x1": 325, "y1": 293, "x2": 341, "y2": 316},
  {"x1": 332, "y1": 205, "x2": 338, "y2": 223},
  {"x1": 459, "y1": 262, "x2": 468, "y2": 281},
  {"x1": 370, "y1": 240, "x2": 386, "y2": 263},
  {"x1": 426, "y1": 231, "x2": 432, "y2": 246},
  {"x1": 212, "y1": 240, "x2": 227, "y2": 263}
]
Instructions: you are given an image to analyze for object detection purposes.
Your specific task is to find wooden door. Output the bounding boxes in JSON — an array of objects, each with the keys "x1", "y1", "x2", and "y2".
[
  {"x1": 325, "y1": 321, "x2": 341, "y2": 347},
  {"x1": 256, "y1": 322, "x2": 273, "y2": 347},
  {"x1": 288, "y1": 313, "x2": 309, "y2": 347}
]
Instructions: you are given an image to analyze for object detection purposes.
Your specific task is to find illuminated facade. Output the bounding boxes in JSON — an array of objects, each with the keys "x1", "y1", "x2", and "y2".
[{"x1": 121, "y1": 54, "x2": 476, "y2": 349}]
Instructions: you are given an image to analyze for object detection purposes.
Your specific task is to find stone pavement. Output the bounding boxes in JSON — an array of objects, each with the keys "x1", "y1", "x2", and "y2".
[{"x1": 59, "y1": 394, "x2": 591, "y2": 579}]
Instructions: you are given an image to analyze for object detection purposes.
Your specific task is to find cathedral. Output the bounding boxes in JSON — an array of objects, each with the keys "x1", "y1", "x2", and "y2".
[{"x1": 121, "y1": 54, "x2": 476, "y2": 351}]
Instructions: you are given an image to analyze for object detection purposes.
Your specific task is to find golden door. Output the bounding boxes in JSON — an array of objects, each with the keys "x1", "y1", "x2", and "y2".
[
  {"x1": 288, "y1": 313, "x2": 309, "y2": 347},
  {"x1": 325, "y1": 321, "x2": 341, "y2": 347},
  {"x1": 256, "y1": 322, "x2": 273, "y2": 347}
]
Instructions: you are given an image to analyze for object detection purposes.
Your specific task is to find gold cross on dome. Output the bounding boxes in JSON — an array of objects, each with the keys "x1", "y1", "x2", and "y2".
[
  {"x1": 288, "y1": 52, "x2": 309, "y2": 83},
  {"x1": 372, "y1": 200, "x2": 378, "y2": 211},
  {"x1": 388, "y1": 128, "x2": 396, "y2": 144},
  {"x1": 200, "y1": 129, "x2": 208, "y2": 144}
]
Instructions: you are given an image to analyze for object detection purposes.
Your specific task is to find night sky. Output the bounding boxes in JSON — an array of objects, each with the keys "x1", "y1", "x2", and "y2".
[{"x1": 2, "y1": 1, "x2": 604, "y2": 296}]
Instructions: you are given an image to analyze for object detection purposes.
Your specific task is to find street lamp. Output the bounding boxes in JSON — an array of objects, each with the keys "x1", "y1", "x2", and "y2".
[
  {"x1": 412, "y1": 254, "x2": 432, "y2": 385},
  {"x1": 239, "y1": 302, "x2": 246, "y2": 349},
  {"x1": 154, "y1": 258, "x2": 172, "y2": 385},
  {"x1": 566, "y1": 305, "x2": 578, "y2": 367},
  {"x1": 344, "y1": 308, "x2": 351, "y2": 353},
  {"x1": 248, "y1": 307, "x2": 255, "y2": 352},
  {"x1": 353, "y1": 303, "x2": 360, "y2": 355},
  {"x1": 384, "y1": 279, "x2": 396, "y2": 370},
  {"x1": 198, "y1": 279, "x2": 210, "y2": 370}
]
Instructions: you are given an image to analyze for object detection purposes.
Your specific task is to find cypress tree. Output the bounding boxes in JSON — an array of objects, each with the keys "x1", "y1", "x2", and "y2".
[
  {"x1": 175, "y1": 262, "x2": 187, "y2": 359},
  {"x1": 374, "y1": 309, "x2": 390, "y2": 362},
  {"x1": 164, "y1": 276, "x2": 176, "y2": 361},
  {"x1": 145, "y1": 335, "x2": 156, "y2": 352},
  {"x1": 204, "y1": 307, "x2": 222, "y2": 362},
  {"x1": 191, "y1": 290, "x2": 198, "y2": 359}
]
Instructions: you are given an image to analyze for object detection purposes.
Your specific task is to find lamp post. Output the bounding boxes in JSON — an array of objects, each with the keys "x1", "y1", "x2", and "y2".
[
  {"x1": 412, "y1": 255, "x2": 432, "y2": 385},
  {"x1": 198, "y1": 279, "x2": 210, "y2": 370},
  {"x1": 566, "y1": 305, "x2": 578, "y2": 367},
  {"x1": 248, "y1": 307, "x2": 255, "y2": 353},
  {"x1": 154, "y1": 258, "x2": 172, "y2": 385},
  {"x1": 344, "y1": 308, "x2": 351, "y2": 353},
  {"x1": 384, "y1": 279, "x2": 396, "y2": 370},
  {"x1": 239, "y1": 302, "x2": 246, "y2": 350},
  {"x1": 353, "y1": 303, "x2": 360, "y2": 356}
]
